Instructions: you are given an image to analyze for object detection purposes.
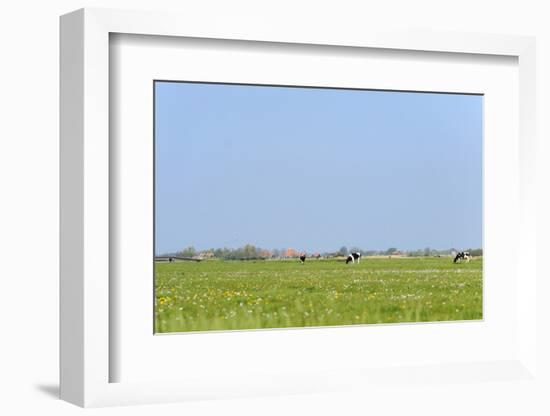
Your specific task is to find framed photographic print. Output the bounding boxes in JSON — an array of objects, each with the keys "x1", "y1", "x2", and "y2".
[{"x1": 60, "y1": 8, "x2": 539, "y2": 408}]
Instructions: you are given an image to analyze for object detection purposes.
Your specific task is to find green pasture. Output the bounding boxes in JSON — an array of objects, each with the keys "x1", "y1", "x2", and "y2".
[{"x1": 154, "y1": 257, "x2": 482, "y2": 333}]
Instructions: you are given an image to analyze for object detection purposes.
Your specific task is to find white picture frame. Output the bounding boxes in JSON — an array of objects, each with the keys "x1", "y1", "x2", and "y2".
[
  {"x1": 60, "y1": 7, "x2": 538, "y2": 408},
  {"x1": 111, "y1": 32, "x2": 517, "y2": 385}
]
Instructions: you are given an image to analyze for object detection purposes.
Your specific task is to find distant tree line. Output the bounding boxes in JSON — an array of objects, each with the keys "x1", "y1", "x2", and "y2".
[
  {"x1": 159, "y1": 245, "x2": 482, "y2": 260},
  {"x1": 405, "y1": 247, "x2": 483, "y2": 257},
  {"x1": 165, "y1": 244, "x2": 274, "y2": 260},
  {"x1": 322, "y1": 246, "x2": 482, "y2": 257}
]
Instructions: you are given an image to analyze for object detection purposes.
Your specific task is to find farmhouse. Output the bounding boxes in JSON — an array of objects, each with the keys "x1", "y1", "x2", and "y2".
[{"x1": 284, "y1": 248, "x2": 300, "y2": 258}]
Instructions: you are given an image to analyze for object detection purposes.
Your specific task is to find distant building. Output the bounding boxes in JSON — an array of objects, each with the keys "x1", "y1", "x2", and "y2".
[
  {"x1": 259, "y1": 249, "x2": 272, "y2": 259},
  {"x1": 284, "y1": 248, "x2": 300, "y2": 258}
]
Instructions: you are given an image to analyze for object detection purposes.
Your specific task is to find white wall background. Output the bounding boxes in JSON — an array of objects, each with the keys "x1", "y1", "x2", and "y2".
[{"x1": 1, "y1": 1, "x2": 549, "y2": 415}]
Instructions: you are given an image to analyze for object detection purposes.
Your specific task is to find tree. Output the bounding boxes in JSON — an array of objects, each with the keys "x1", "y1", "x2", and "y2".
[
  {"x1": 338, "y1": 246, "x2": 348, "y2": 256},
  {"x1": 384, "y1": 247, "x2": 397, "y2": 255},
  {"x1": 178, "y1": 246, "x2": 196, "y2": 257},
  {"x1": 470, "y1": 248, "x2": 483, "y2": 256},
  {"x1": 242, "y1": 244, "x2": 257, "y2": 259}
]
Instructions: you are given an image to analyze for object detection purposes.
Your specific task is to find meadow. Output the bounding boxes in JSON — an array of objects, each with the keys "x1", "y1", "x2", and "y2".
[{"x1": 154, "y1": 257, "x2": 482, "y2": 333}]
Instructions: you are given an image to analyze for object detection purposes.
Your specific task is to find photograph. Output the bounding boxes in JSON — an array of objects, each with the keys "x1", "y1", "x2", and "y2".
[{"x1": 154, "y1": 81, "x2": 483, "y2": 333}]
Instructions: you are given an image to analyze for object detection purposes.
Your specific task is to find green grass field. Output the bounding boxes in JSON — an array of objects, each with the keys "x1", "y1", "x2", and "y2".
[{"x1": 154, "y1": 257, "x2": 482, "y2": 333}]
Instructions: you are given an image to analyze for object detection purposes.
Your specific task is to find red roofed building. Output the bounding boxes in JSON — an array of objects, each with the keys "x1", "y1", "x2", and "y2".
[{"x1": 284, "y1": 248, "x2": 300, "y2": 258}]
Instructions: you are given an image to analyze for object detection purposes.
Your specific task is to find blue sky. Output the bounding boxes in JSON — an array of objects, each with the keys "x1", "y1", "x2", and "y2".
[{"x1": 155, "y1": 81, "x2": 482, "y2": 254}]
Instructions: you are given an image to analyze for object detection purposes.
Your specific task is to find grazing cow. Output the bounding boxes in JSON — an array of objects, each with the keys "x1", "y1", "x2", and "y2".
[
  {"x1": 299, "y1": 253, "x2": 306, "y2": 264},
  {"x1": 453, "y1": 251, "x2": 471, "y2": 263},
  {"x1": 346, "y1": 252, "x2": 361, "y2": 264}
]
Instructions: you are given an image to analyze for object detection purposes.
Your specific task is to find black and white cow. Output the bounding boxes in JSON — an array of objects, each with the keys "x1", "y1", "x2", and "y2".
[
  {"x1": 453, "y1": 251, "x2": 471, "y2": 263},
  {"x1": 299, "y1": 253, "x2": 306, "y2": 264},
  {"x1": 346, "y1": 252, "x2": 361, "y2": 264}
]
